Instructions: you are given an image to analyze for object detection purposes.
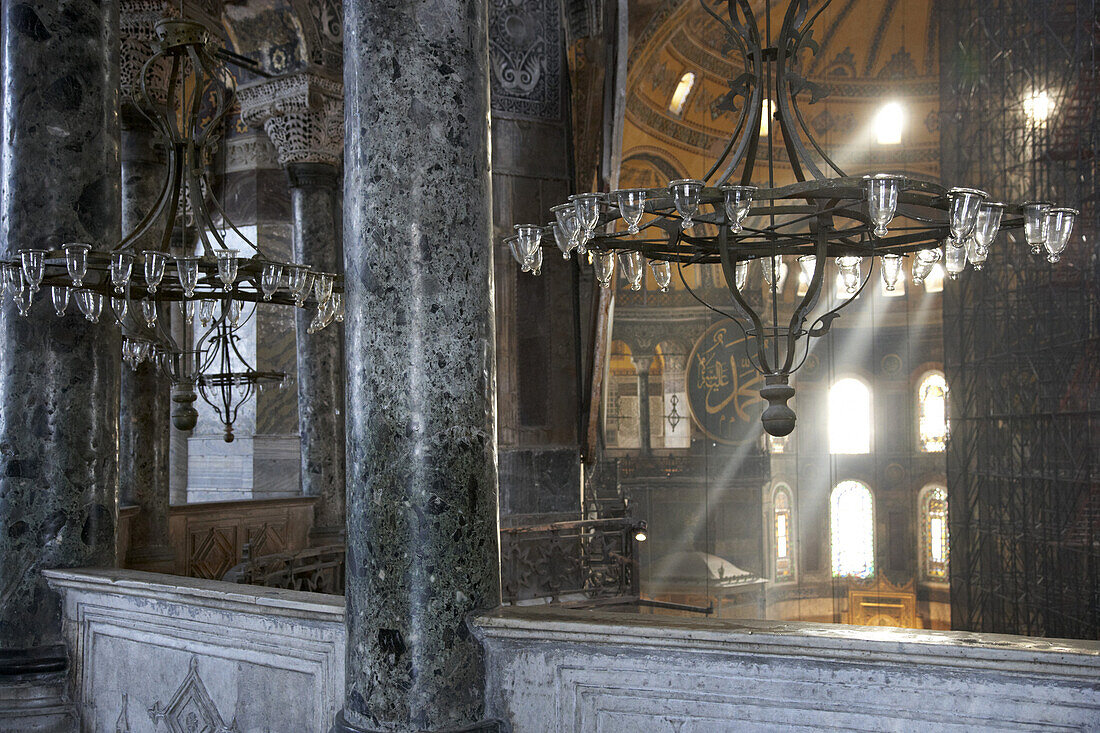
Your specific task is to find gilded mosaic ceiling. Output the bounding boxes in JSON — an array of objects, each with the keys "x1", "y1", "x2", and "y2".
[{"x1": 622, "y1": 0, "x2": 940, "y2": 188}]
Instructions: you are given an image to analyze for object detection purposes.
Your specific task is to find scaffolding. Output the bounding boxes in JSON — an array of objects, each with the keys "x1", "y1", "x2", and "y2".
[{"x1": 940, "y1": 0, "x2": 1100, "y2": 638}]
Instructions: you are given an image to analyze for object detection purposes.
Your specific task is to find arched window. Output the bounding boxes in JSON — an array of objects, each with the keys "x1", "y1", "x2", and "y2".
[
  {"x1": 668, "y1": 72, "x2": 696, "y2": 115},
  {"x1": 920, "y1": 486, "x2": 949, "y2": 581},
  {"x1": 649, "y1": 342, "x2": 691, "y2": 449},
  {"x1": 918, "y1": 372, "x2": 949, "y2": 452},
  {"x1": 829, "y1": 378, "x2": 871, "y2": 454},
  {"x1": 605, "y1": 341, "x2": 640, "y2": 448},
  {"x1": 831, "y1": 480, "x2": 875, "y2": 578},
  {"x1": 774, "y1": 487, "x2": 793, "y2": 580}
]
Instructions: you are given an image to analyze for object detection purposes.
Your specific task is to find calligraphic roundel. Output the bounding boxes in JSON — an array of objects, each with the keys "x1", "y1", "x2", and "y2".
[{"x1": 686, "y1": 321, "x2": 765, "y2": 445}]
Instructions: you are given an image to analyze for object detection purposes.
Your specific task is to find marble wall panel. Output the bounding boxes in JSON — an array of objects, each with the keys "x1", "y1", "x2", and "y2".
[
  {"x1": 475, "y1": 607, "x2": 1100, "y2": 732},
  {"x1": 45, "y1": 569, "x2": 344, "y2": 733}
]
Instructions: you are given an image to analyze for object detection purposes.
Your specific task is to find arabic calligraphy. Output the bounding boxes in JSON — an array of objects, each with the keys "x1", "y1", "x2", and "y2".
[{"x1": 686, "y1": 323, "x2": 764, "y2": 444}]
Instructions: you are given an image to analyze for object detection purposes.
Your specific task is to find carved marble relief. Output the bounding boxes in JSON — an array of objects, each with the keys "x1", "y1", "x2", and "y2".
[
  {"x1": 146, "y1": 658, "x2": 240, "y2": 733},
  {"x1": 489, "y1": 0, "x2": 563, "y2": 120}
]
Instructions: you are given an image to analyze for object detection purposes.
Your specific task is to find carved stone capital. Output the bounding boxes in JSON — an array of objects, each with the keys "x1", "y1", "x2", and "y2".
[
  {"x1": 120, "y1": 0, "x2": 178, "y2": 105},
  {"x1": 237, "y1": 69, "x2": 344, "y2": 167}
]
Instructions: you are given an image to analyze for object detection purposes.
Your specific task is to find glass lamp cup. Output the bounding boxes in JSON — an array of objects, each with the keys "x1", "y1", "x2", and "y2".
[
  {"x1": 593, "y1": 252, "x2": 615, "y2": 288},
  {"x1": 526, "y1": 246, "x2": 543, "y2": 276},
  {"x1": 505, "y1": 236, "x2": 527, "y2": 268},
  {"x1": 288, "y1": 266, "x2": 312, "y2": 305},
  {"x1": 0, "y1": 265, "x2": 16, "y2": 301},
  {"x1": 184, "y1": 299, "x2": 196, "y2": 325},
  {"x1": 552, "y1": 223, "x2": 573, "y2": 259},
  {"x1": 198, "y1": 299, "x2": 215, "y2": 327},
  {"x1": 176, "y1": 256, "x2": 201, "y2": 298},
  {"x1": 569, "y1": 193, "x2": 602, "y2": 234},
  {"x1": 734, "y1": 260, "x2": 750, "y2": 291},
  {"x1": 1023, "y1": 201, "x2": 1052, "y2": 254},
  {"x1": 111, "y1": 252, "x2": 134, "y2": 294},
  {"x1": 912, "y1": 248, "x2": 942, "y2": 284},
  {"x1": 63, "y1": 243, "x2": 92, "y2": 288},
  {"x1": 762, "y1": 255, "x2": 787, "y2": 292},
  {"x1": 615, "y1": 189, "x2": 647, "y2": 235},
  {"x1": 140, "y1": 298, "x2": 157, "y2": 328},
  {"x1": 551, "y1": 204, "x2": 581, "y2": 254},
  {"x1": 215, "y1": 249, "x2": 239, "y2": 288},
  {"x1": 333, "y1": 292, "x2": 345, "y2": 323},
  {"x1": 649, "y1": 260, "x2": 672, "y2": 292},
  {"x1": 866, "y1": 175, "x2": 899, "y2": 237},
  {"x1": 721, "y1": 185, "x2": 756, "y2": 233},
  {"x1": 947, "y1": 187, "x2": 988, "y2": 246},
  {"x1": 225, "y1": 298, "x2": 242, "y2": 328},
  {"x1": 142, "y1": 250, "x2": 168, "y2": 293},
  {"x1": 669, "y1": 179, "x2": 704, "y2": 230},
  {"x1": 881, "y1": 253, "x2": 904, "y2": 290},
  {"x1": 945, "y1": 241, "x2": 967, "y2": 279},
  {"x1": 20, "y1": 250, "x2": 46, "y2": 293},
  {"x1": 972, "y1": 202, "x2": 1004, "y2": 251},
  {"x1": 1044, "y1": 207, "x2": 1077, "y2": 263},
  {"x1": 13, "y1": 281, "x2": 33, "y2": 317},
  {"x1": 618, "y1": 251, "x2": 645, "y2": 291},
  {"x1": 261, "y1": 262, "x2": 283, "y2": 300},
  {"x1": 51, "y1": 286, "x2": 69, "y2": 316},
  {"x1": 77, "y1": 290, "x2": 103, "y2": 323},
  {"x1": 836, "y1": 255, "x2": 861, "y2": 293},
  {"x1": 965, "y1": 237, "x2": 988, "y2": 270},
  {"x1": 514, "y1": 224, "x2": 543, "y2": 261},
  {"x1": 109, "y1": 296, "x2": 127, "y2": 323},
  {"x1": 314, "y1": 273, "x2": 334, "y2": 304},
  {"x1": 798, "y1": 255, "x2": 817, "y2": 288}
]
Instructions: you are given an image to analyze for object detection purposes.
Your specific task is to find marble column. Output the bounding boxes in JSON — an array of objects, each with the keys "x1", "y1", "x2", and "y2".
[
  {"x1": 117, "y1": 0, "x2": 174, "y2": 572},
  {"x1": 337, "y1": 1, "x2": 500, "y2": 731},
  {"x1": 633, "y1": 355, "x2": 653, "y2": 454},
  {"x1": 0, "y1": 0, "x2": 121, "y2": 725},
  {"x1": 238, "y1": 70, "x2": 347, "y2": 546}
]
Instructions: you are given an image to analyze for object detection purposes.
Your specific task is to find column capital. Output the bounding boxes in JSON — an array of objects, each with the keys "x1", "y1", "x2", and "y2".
[{"x1": 237, "y1": 69, "x2": 344, "y2": 167}]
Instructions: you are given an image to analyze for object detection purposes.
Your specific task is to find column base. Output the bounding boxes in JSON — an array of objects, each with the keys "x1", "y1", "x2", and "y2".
[
  {"x1": 124, "y1": 544, "x2": 177, "y2": 574},
  {"x1": 331, "y1": 710, "x2": 501, "y2": 733},
  {"x1": 0, "y1": 670, "x2": 77, "y2": 733}
]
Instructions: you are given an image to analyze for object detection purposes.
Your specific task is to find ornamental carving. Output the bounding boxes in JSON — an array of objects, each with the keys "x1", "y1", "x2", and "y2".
[
  {"x1": 237, "y1": 70, "x2": 344, "y2": 167},
  {"x1": 489, "y1": 0, "x2": 563, "y2": 120},
  {"x1": 147, "y1": 657, "x2": 240, "y2": 733},
  {"x1": 120, "y1": 0, "x2": 178, "y2": 104}
]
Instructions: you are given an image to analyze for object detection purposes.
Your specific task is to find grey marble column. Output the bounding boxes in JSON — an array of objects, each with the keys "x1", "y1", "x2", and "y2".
[
  {"x1": 0, "y1": 0, "x2": 121, "y2": 720},
  {"x1": 238, "y1": 70, "x2": 347, "y2": 545},
  {"x1": 633, "y1": 355, "x2": 653, "y2": 454},
  {"x1": 337, "y1": 0, "x2": 500, "y2": 730},
  {"x1": 288, "y1": 162, "x2": 346, "y2": 544},
  {"x1": 118, "y1": 107, "x2": 174, "y2": 573}
]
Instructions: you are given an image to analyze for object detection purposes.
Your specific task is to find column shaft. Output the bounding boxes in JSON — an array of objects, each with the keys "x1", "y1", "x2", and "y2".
[
  {"x1": 118, "y1": 110, "x2": 174, "y2": 572},
  {"x1": 287, "y1": 162, "x2": 345, "y2": 545},
  {"x1": 0, "y1": 0, "x2": 121, "y2": 672},
  {"x1": 340, "y1": 0, "x2": 500, "y2": 730}
]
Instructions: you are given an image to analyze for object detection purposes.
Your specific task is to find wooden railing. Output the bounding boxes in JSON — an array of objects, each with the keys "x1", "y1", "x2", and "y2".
[{"x1": 119, "y1": 496, "x2": 317, "y2": 579}]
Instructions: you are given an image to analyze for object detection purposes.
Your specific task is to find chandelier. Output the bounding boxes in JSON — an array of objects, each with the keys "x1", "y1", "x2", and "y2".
[
  {"x1": 506, "y1": 0, "x2": 1077, "y2": 437},
  {"x1": 0, "y1": 19, "x2": 343, "y2": 441}
]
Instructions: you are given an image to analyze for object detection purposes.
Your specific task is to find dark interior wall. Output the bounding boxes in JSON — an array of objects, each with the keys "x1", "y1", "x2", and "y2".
[
  {"x1": 490, "y1": 0, "x2": 584, "y2": 519},
  {"x1": 940, "y1": 0, "x2": 1100, "y2": 639}
]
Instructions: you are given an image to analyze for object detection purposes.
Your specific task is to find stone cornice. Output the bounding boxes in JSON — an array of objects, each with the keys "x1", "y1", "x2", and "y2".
[{"x1": 237, "y1": 69, "x2": 345, "y2": 167}]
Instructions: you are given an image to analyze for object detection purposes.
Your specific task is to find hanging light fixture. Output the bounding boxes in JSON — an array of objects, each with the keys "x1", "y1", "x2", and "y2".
[
  {"x1": 505, "y1": 0, "x2": 1077, "y2": 438},
  {"x1": 0, "y1": 18, "x2": 343, "y2": 441}
]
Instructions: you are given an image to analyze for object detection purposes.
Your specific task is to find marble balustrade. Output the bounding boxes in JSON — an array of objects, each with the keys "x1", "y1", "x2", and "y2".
[{"x1": 43, "y1": 569, "x2": 1100, "y2": 733}]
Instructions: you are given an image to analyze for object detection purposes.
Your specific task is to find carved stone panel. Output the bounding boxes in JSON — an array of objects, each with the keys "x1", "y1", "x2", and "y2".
[{"x1": 489, "y1": 0, "x2": 563, "y2": 120}]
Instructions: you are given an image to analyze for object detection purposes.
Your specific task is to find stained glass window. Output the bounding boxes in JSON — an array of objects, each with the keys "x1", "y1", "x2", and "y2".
[
  {"x1": 831, "y1": 480, "x2": 875, "y2": 578},
  {"x1": 829, "y1": 378, "x2": 871, "y2": 454},
  {"x1": 774, "y1": 488, "x2": 793, "y2": 579},
  {"x1": 920, "y1": 486, "x2": 949, "y2": 580},
  {"x1": 918, "y1": 372, "x2": 949, "y2": 452}
]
